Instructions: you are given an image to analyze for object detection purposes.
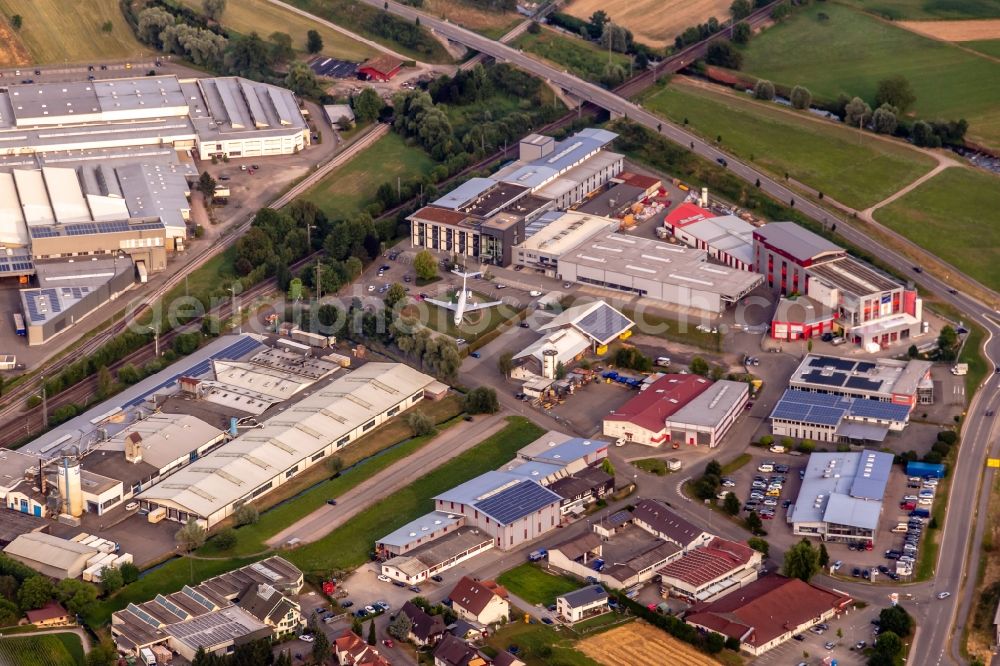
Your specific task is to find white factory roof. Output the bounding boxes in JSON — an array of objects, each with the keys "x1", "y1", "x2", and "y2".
[
  {"x1": 13, "y1": 169, "x2": 54, "y2": 226},
  {"x1": 514, "y1": 327, "x2": 590, "y2": 366},
  {"x1": 668, "y1": 380, "x2": 748, "y2": 427},
  {"x1": 0, "y1": 173, "x2": 28, "y2": 245},
  {"x1": 102, "y1": 414, "x2": 224, "y2": 471},
  {"x1": 678, "y1": 214, "x2": 755, "y2": 267},
  {"x1": 538, "y1": 300, "x2": 634, "y2": 346},
  {"x1": 212, "y1": 359, "x2": 322, "y2": 400},
  {"x1": 139, "y1": 363, "x2": 434, "y2": 519},
  {"x1": 516, "y1": 211, "x2": 617, "y2": 257},
  {"x1": 533, "y1": 150, "x2": 623, "y2": 202},
  {"x1": 4, "y1": 533, "x2": 96, "y2": 570},
  {"x1": 377, "y1": 511, "x2": 464, "y2": 548},
  {"x1": 42, "y1": 167, "x2": 90, "y2": 223},
  {"x1": 167, "y1": 605, "x2": 267, "y2": 652}
]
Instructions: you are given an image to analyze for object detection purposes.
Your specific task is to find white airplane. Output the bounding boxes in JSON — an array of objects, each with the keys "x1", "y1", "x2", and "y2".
[{"x1": 424, "y1": 270, "x2": 503, "y2": 325}]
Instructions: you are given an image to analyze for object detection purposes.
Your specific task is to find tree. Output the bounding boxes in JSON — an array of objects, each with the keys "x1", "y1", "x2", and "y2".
[
  {"x1": 198, "y1": 171, "x2": 217, "y2": 197},
  {"x1": 706, "y1": 41, "x2": 743, "y2": 69},
  {"x1": 527, "y1": 20, "x2": 541, "y2": 34},
  {"x1": 872, "y1": 104, "x2": 898, "y2": 135},
  {"x1": 284, "y1": 61, "x2": 322, "y2": 97},
  {"x1": 723, "y1": 492, "x2": 740, "y2": 515},
  {"x1": 908, "y1": 344, "x2": 919, "y2": 359},
  {"x1": 690, "y1": 356, "x2": 710, "y2": 375},
  {"x1": 818, "y1": 542, "x2": 830, "y2": 568},
  {"x1": 100, "y1": 566, "x2": 124, "y2": 594},
  {"x1": 705, "y1": 460, "x2": 723, "y2": 477},
  {"x1": 601, "y1": 458, "x2": 616, "y2": 477},
  {"x1": 912, "y1": 120, "x2": 941, "y2": 147},
  {"x1": 203, "y1": 0, "x2": 226, "y2": 20},
  {"x1": 844, "y1": 96, "x2": 872, "y2": 128},
  {"x1": 389, "y1": 611, "x2": 413, "y2": 640},
  {"x1": 588, "y1": 10, "x2": 609, "y2": 38},
  {"x1": 745, "y1": 511, "x2": 763, "y2": 535},
  {"x1": 782, "y1": 538, "x2": 820, "y2": 581},
  {"x1": 275, "y1": 651, "x2": 293, "y2": 666},
  {"x1": 464, "y1": 387, "x2": 499, "y2": 414},
  {"x1": 353, "y1": 87, "x2": 383, "y2": 123},
  {"x1": 730, "y1": 0, "x2": 752, "y2": 19},
  {"x1": 405, "y1": 410, "x2": 435, "y2": 436},
  {"x1": 311, "y1": 620, "x2": 331, "y2": 663},
  {"x1": 937, "y1": 325, "x2": 959, "y2": 360},
  {"x1": 269, "y1": 31, "x2": 295, "y2": 64},
  {"x1": 874, "y1": 630, "x2": 903, "y2": 658},
  {"x1": 17, "y1": 575, "x2": 54, "y2": 610},
  {"x1": 732, "y1": 21, "x2": 751, "y2": 44},
  {"x1": 747, "y1": 537, "x2": 769, "y2": 557},
  {"x1": 600, "y1": 23, "x2": 632, "y2": 53},
  {"x1": 878, "y1": 605, "x2": 913, "y2": 637},
  {"x1": 753, "y1": 79, "x2": 775, "y2": 101},
  {"x1": 120, "y1": 562, "x2": 140, "y2": 585},
  {"x1": 234, "y1": 503, "x2": 259, "y2": 526},
  {"x1": 175, "y1": 517, "x2": 207, "y2": 552},
  {"x1": 86, "y1": 640, "x2": 119, "y2": 666},
  {"x1": 214, "y1": 528, "x2": 238, "y2": 551},
  {"x1": 498, "y1": 351, "x2": 514, "y2": 378},
  {"x1": 790, "y1": 85, "x2": 811, "y2": 109},
  {"x1": 56, "y1": 578, "x2": 98, "y2": 616},
  {"x1": 10, "y1": 14, "x2": 22, "y2": 30},
  {"x1": 384, "y1": 282, "x2": 407, "y2": 311},
  {"x1": 875, "y1": 74, "x2": 916, "y2": 113},
  {"x1": 97, "y1": 365, "x2": 113, "y2": 398},
  {"x1": 306, "y1": 29, "x2": 324, "y2": 54},
  {"x1": 351, "y1": 616, "x2": 363, "y2": 636},
  {"x1": 367, "y1": 619, "x2": 377, "y2": 645},
  {"x1": 413, "y1": 250, "x2": 437, "y2": 281}
]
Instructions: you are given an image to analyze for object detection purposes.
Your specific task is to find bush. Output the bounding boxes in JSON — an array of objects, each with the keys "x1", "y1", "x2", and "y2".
[
  {"x1": 759, "y1": 434, "x2": 774, "y2": 447},
  {"x1": 938, "y1": 430, "x2": 958, "y2": 445},
  {"x1": 753, "y1": 79, "x2": 775, "y2": 101},
  {"x1": 464, "y1": 387, "x2": 499, "y2": 414},
  {"x1": 234, "y1": 503, "x2": 259, "y2": 526}
]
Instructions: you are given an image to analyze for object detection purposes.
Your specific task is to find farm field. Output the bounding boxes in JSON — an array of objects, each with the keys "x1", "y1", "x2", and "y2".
[
  {"x1": 636, "y1": 79, "x2": 937, "y2": 210},
  {"x1": 873, "y1": 167, "x2": 1000, "y2": 291},
  {"x1": 513, "y1": 26, "x2": 631, "y2": 86},
  {"x1": 304, "y1": 132, "x2": 436, "y2": 220},
  {"x1": 0, "y1": 15, "x2": 29, "y2": 67},
  {"x1": 422, "y1": 0, "x2": 521, "y2": 39},
  {"x1": 741, "y1": 3, "x2": 1000, "y2": 148},
  {"x1": 839, "y1": 0, "x2": 1000, "y2": 20},
  {"x1": 898, "y1": 18, "x2": 1000, "y2": 40},
  {"x1": 0, "y1": 0, "x2": 149, "y2": 64},
  {"x1": 497, "y1": 563, "x2": 584, "y2": 606},
  {"x1": 562, "y1": 0, "x2": 732, "y2": 48},
  {"x1": 177, "y1": 0, "x2": 376, "y2": 61},
  {"x1": 0, "y1": 633, "x2": 84, "y2": 666},
  {"x1": 963, "y1": 38, "x2": 1000, "y2": 57},
  {"x1": 577, "y1": 621, "x2": 720, "y2": 666},
  {"x1": 486, "y1": 622, "x2": 599, "y2": 666}
]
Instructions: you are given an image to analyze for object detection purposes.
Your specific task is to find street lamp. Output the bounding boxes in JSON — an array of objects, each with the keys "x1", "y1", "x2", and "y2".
[{"x1": 146, "y1": 326, "x2": 159, "y2": 357}]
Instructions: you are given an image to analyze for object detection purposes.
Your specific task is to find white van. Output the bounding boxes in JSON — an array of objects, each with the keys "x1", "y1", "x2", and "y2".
[
  {"x1": 769, "y1": 445, "x2": 787, "y2": 454},
  {"x1": 656, "y1": 357, "x2": 671, "y2": 367},
  {"x1": 757, "y1": 463, "x2": 774, "y2": 473}
]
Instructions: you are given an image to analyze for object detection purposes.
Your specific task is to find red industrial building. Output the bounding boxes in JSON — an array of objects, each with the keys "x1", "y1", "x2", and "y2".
[{"x1": 358, "y1": 55, "x2": 404, "y2": 82}]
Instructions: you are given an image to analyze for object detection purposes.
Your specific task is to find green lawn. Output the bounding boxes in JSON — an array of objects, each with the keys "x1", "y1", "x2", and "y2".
[
  {"x1": 840, "y1": 0, "x2": 1000, "y2": 20},
  {"x1": 513, "y1": 26, "x2": 631, "y2": 86},
  {"x1": 286, "y1": 416, "x2": 545, "y2": 573},
  {"x1": 497, "y1": 563, "x2": 584, "y2": 606},
  {"x1": 486, "y1": 621, "x2": 599, "y2": 666},
  {"x1": 413, "y1": 296, "x2": 519, "y2": 343},
  {"x1": 741, "y1": 3, "x2": 1000, "y2": 148},
  {"x1": 963, "y1": 39, "x2": 1000, "y2": 59},
  {"x1": 0, "y1": 633, "x2": 84, "y2": 666},
  {"x1": 638, "y1": 81, "x2": 936, "y2": 210},
  {"x1": 619, "y1": 305, "x2": 722, "y2": 351},
  {"x1": 305, "y1": 132, "x2": 436, "y2": 220},
  {"x1": 873, "y1": 167, "x2": 1000, "y2": 290},
  {"x1": 633, "y1": 459, "x2": 673, "y2": 476}
]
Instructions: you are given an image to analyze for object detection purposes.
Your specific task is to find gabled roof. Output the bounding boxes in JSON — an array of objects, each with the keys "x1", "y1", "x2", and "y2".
[
  {"x1": 632, "y1": 499, "x2": 705, "y2": 549},
  {"x1": 559, "y1": 584, "x2": 608, "y2": 608},
  {"x1": 658, "y1": 538, "x2": 756, "y2": 588},
  {"x1": 401, "y1": 600, "x2": 445, "y2": 642},
  {"x1": 449, "y1": 577, "x2": 508, "y2": 616},
  {"x1": 539, "y1": 301, "x2": 634, "y2": 346},
  {"x1": 604, "y1": 374, "x2": 712, "y2": 432},
  {"x1": 754, "y1": 222, "x2": 843, "y2": 264},
  {"x1": 434, "y1": 473, "x2": 561, "y2": 526},
  {"x1": 25, "y1": 601, "x2": 68, "y2": 623},
  {"x1": 433, "y1": 633, "x2": 482, "y2": 666}
]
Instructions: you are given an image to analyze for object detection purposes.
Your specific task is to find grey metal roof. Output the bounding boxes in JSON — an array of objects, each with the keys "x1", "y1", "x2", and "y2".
[
  {"x1": 835, "y1": 422, "x2": 889, "y2": 442},
  {"x1": 822, "y1": 492, "x2": 880, "y2": 531},
  {"x1": 669, "y1": 380, "x2": 749, "y2": 427},
  {"x1": 377, "y1": 511, "x2": 463, "y2": 548},
  {"x1": 494, "y1": 129, "x2": 617, "y2": 189},
  {"x1": 755, "y1": 222, "x2": 843, "y2": 263},
  {"x1": 848, "y1": 450, "x2": 893, "y2": 500},
  {"x1": 789, "y1": 450, "x2": 892, "y2": 529},
  {"x1": 527, "y1": 438, "x2": 607, "y2": 466},
  {"x1": 433, "y1": 177, "x2": 497, "y2": 210},
  {"x1": 559, "y1": 584, "x2": 608, "y2": 608}
]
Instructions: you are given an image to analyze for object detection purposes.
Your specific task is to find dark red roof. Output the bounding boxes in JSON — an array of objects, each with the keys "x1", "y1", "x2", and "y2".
[
  {"x1": 616, "y1": 171, "x2": 661, "y2": 190},
  {"x1": 408, "y1": 206, "x2": 470, "y2": 226},
  {"x1": 25, "y1": 601, "x2": 67, "y2": 623},
  {"x1": 684, "y1": 576, "x2": 852, "y2": 648},
  {"x1": 658, "y1": 538, "x2": 756, "y2": 588},
  {"x1": 359, "y1": 54, "x2": 404, "y2": 76},
  {"x1": 665, "y1": 202, "x2": 715, "y2": 228},
  {"x1": 604, "y1": 374, "x2": 712, "y2": 432}
]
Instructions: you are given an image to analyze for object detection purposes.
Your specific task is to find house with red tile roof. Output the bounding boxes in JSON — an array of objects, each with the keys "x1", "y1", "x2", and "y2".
[
  {"x1": 25, "y1": 600, "x2": 70, "y2": 627},
  {"x1": 448, "y1": 577, "x2": 510, "y2": 626},
  {"x1": 684, "y1": 575, "x2": 852, "y2": 656},
  {"x1": 657, "y1": 537, "x2": 762, "y2": 603},
  {"x1": 334, "y1": 629, "x2": 392, "y2": 666}
]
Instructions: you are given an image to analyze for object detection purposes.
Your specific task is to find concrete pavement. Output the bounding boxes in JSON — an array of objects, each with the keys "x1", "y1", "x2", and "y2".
[{"x1": 267, "y1": 413, "x2": 508, "y2": 547}]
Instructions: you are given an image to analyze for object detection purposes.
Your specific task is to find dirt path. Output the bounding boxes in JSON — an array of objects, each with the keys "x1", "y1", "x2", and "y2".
[
  {"x1": 265, "y1": 413, "x2": 509, "y2": 547},
  {"x1": 861, "y1": 163, "x2": 955, "y2": 219}
]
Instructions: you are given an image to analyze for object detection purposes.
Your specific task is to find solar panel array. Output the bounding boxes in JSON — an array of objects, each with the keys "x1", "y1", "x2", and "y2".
[
  {"x1": 29, "y1": 226, "x2": 59, "y2": 239},
  {"x1": 808, "y1": 356, "x2": 856, "y2": 371},
  {"x1": 181, "y1": 585, "x2": 215, "y2": 612},
  {"x1": 475, "y1": 480, "x2": 559, "y2": 525},
  {"x1": 27, "y1": 220, "x2": 165, "y2": 239},
  {"x1": 801, "y1": 369, "x2": 848, "y2": 387},
  {"x1": 0, "y1": 256, "x2": 34, "y2": 274},
  {"x1": 576, "y1": 303, "x2": 632, "y2": 344},
  {"x1": 845, "y1": 376, "x2": 882, "y2": 391},
  {"x1": 847, "y1": 399, "x2": 910, "y2": 422},
  {"x1": 770, "y1": 390, "x2": 850, "y2": 427}
]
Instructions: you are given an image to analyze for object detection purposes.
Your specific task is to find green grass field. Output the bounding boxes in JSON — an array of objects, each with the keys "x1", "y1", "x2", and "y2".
[
  {"x1": 840, "y1": 0, "x2": 1000, "y2": 20},
  {"x1": 741, "y1": 3, "x2": 1000, "y2": 148},
  {"x1": 873, "y1": 167, "x2": 1000, "y2": 290},
  {"x1": 0, "y1": 0, "x2": 150, "y2": 64},
  {"x1": 497, "y1": 564, "x2": 584, "y2": 606},
  {"x1": 287, "y1": 416, "x2": 545, "y2": 573},
  {"x1": 486, "y1": 622, "x2": 599, "y2": 666},
  {"x1": 305, "y1": 132, "x2": 436, "y2": 220},
  {"x1": 177, "y1": 0, "x2": 376, "y2": 61},
  {"x1": 0, "y1": 633, "x2": 84, "y2": 666},
  {"x1": 638, "y1": 81, "x2": 936, "y2": 209},
  {"x1": 513, "y1": 27, "x2": 631, "y2": 86},
  {"x1": 963, "y1": 38, "x2": 1000, "y2": 58}
]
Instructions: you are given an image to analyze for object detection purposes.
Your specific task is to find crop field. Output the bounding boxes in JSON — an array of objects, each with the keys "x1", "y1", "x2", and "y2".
[
  {"x1": 0, "y1": 0, "x2": 149, "y2": 64},
  {"x1": 741, "y1": 3, "x2": 1000, "y2": 148},
  {"x1": 423, "y1": 0, "x2": 520, "y2": 39},
  {"x1": 637, "y1": 79, "x2": 936, "y2": 210},
  {"x1": 0, "y1": 633, "x2": 83, "y2": 666},
  {"x1": 0, "y1": 15, "x2": 29, "y2": 67},
  {"x1": 873, "y1": 167, "x2": 1000, "y2": 290},
  {"x1": 840, "y1": 0, "x2": 1000, "y2": 20},
  {"x1": 177, "y1": 0, "x2": 376, "y2": 61},
  {"x1": 898, "y1": 18, "x2": 1000, "y2": 40},
  {"x1": 513, "y1": 27, "x2": 631, "y2": 85},
  {"x1": 304, "y1": 132, "x2": 436, "y2": 220},
  {"x1": 562, "y1": 0, "x2": 732, "y2": 48},
  {"x1": 577, "y1": 622, "x2": 719, "y2": 666}
]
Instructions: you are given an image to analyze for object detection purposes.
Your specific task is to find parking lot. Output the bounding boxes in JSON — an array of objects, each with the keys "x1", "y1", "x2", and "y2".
[{"x1": 753, "y1": 602, "x2": 882, "y2": 666}]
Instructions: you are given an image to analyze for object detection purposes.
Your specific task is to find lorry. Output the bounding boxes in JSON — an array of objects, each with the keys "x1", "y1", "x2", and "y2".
[
  {"x1": 140, "y1": 647, "x2": 157, "y2": 666},
  {"x1": 951, "y1": 363, "x2": 968, "y2": 376},
  {"x1": 528, "y1": 549, "x2": 548, "y2": 562}
]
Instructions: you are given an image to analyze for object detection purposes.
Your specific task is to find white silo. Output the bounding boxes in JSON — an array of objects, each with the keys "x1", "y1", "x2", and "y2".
[
  {"x1": 57, "y1": 455, "x2": 83, "y2": 518},
  {"x1": 542, "y1": 349, "x2": 559, "y2": 379}
]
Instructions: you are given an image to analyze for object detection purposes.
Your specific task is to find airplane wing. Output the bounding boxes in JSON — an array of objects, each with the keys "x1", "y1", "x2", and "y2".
[
  {"x1": 424, "y1": 298, "x2": 458, "y2": 311},
  {"x1": 463, "y1": 301, "x2": 503, "y2": 311}
]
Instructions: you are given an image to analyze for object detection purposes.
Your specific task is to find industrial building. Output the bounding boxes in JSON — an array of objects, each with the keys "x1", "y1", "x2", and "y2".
[
  {"x1": 789, "y1": 354, "x2": 933, "y2": 408},
  {"x1": 656, "y1": 538, "x2": 762, "y2": 603},
  {"x1": 512, "y1": 211, "x2": 618, "y2": 272},
  {"x1": 663, "y1": 203, "x2": 757, "y2": 271},
  {"x1": 111, "y1": 556, "x2": 303, "y2": 658},
  {"x1": 754, "y1": 223, "x2": 923, "y2": 348},
  {"x1": 787, "y1": 450, "x2": 893, "y2": 543},
  {"x1": 603, "y1": 375, "x2": 749, "y2": 448},
  {"x1": 684, "y1": 576, "x2": 852, "y2": 656},
  {"x1": 3, "y1": 532, "x2": 98, "y2": 579},
  {"x1": 769, "y1": 389, "x2": 911, "y2": 443}
]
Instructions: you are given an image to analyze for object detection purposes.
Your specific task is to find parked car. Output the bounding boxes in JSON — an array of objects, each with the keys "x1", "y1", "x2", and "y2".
[
  {"x1": 382, "y1": 639, "x2": 394, "y2": 648},
  {"x1": 125, "y1": 502, "x2": 139, "y2": 511},
  {"x1": 937, "y1": 591, "x2": 951, "y2": 599},
  {"x1": 377, "y1": 575, "x2": 391, "y2": 583},
  {"x1": 300, "y1": 634, "x2": 315, "y2": 643},
  {"x1": 431, "y1": 575, "x2": 444, "y2": 582},
  {"x1": 327, "y1": 499, "x2": 337, "y2": 505},
  {"x1": 470, "y1": 351, "x2": 481, "y2": 358},
  {"x1": 833, "y1": 560, "x2": 843, "y2": 570},
  {"x1": 341, "y1": 601, "x2": 354, "y2": 608}
]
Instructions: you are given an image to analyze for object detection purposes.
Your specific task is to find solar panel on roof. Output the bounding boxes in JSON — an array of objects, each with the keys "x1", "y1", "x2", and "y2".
[
  {"x1": 154, "y1": 594, "x2": 187, "y2": 620},
  {"x1": 181, "y1": 585, "x2": 215, "y2": 612},
  {"x1": 802, "y1": 370, "x2": 848, "y2": 387},
  {"x1": 30, "y1": 227, "x2": 59, "y2": 238},
  {"x1": 845, "y1": 376, "x2": 882, "y2": 391},
  {"x1": 856, "y1": 362, "x2": 875, "y2": 372},
  {"x1": 475, "y1": 480, "x2": 558, "y2": 525},
  {"x1": 66, "y1": 223, "x2": 99, "y2": 236}
]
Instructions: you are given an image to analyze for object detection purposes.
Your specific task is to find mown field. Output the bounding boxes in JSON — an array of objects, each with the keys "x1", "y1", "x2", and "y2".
[
  {"x1": 422, "y1": 0, "x2": 520, "y2": 39},
  {"x1": 0, "y1": 0, "x2": 149, "y2": 64},
  {"x1": 637, "y1": 79, "x2": 936, "y2": 210},
  {"x1": 304, "y1": 132, "x2": 437, "y2": 220},
  {"x1": 497, "y1": 563, "x2": 583, "y2": 606},
  {"x1": 487, "y1": 622, "x2": 600, "y2": 666},
  {"x1": 563, "y1": 0, "x2": 734, "y2": 48},
  {"x1": 0, "y1": 633, "x2": 83, "y2": 666},
  {"x1": 873, "y1": 166, "x2": 1000, "y2": 290},
  {"x1": 840, "y1": 0, "x2": 1000, "y2": 20},
  {"x1": 741, "y1": 2, "x2": 1000, "y2": 148},
  {"x1": 964, "y1": 38, "x2": 1000, "y2": 57},
  {"x1": 177, "y1": 0, "x2": 376, "y2": 61},
  {"x1": 513, "y1": 26, "x2": 631, "y2": 86}
]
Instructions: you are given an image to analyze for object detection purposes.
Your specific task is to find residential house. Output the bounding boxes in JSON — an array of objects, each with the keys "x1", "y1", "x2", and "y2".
[
  {"x1": 556, "y1": 585, "x2": 608, "y2": 623},
  {"x1": 433, "y1": 633, "x2": 487, "y2": 666},
  {"x1": 334, "y1": 629, "x2": 392, "y2": 666},
  {"x1": 25, "y1": 601, "x2": 70, "y2": 627},
  {"x1": 400, "y1": 601, "x2": 446, "y2": 647},
  {"x1": 449, "y1": 577, "x2": 510, "y2": 626}
]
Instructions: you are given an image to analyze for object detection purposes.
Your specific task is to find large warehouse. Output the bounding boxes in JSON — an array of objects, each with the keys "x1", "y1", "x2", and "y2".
[
  {"x1": 769, "y1": 389, "x2": 911, "y2": 444},
  {"x1": 789, "y1": 354, "x2": 933, "y2": 408},
  {"x1": 138, "y1": 363, "x2": 436, "y2": 528}
]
